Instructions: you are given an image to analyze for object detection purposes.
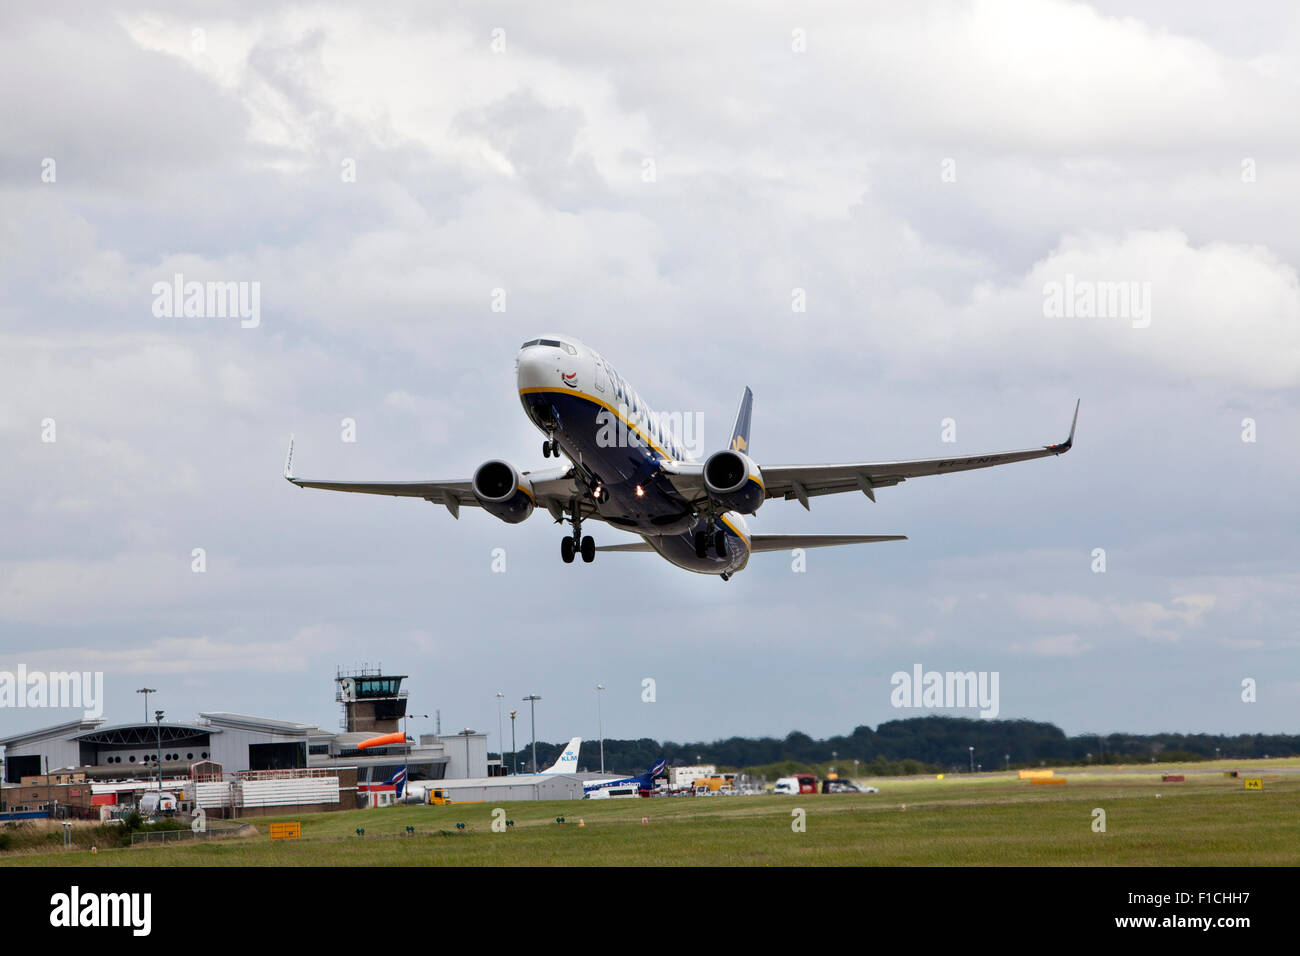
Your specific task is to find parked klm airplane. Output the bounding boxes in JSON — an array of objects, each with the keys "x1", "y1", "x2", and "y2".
[
  {"x1": 403, "y1": 736, "x2": 583, "y2": 803},
  {"x1": 285, "y1": 335, "x2": 1078, "y2": 580}
]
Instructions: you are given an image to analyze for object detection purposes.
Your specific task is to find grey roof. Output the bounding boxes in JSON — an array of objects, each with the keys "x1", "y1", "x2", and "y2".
[
  {"x1": 72, "y1": 722, "x2": 220, "y2": 745},
  {"x1": 198, "y1": 712, "x2": 321, "y2": 735},
  {"x1": 0, "y1": 717, "x2": 105, "y2": 748}
]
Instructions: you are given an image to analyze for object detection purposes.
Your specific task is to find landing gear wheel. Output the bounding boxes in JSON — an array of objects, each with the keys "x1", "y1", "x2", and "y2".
[
  {"x1": 581, "y1": 535, "x2": 595, "y2": 563},
  {"x1": 561, "y1": 536, "x2": 575, "y2": 563},
  {"x1": 543, "y1": 440, "x2": 551, "y2": 458},
  {"x1": 694, "y1": 531, "x2": 708, "y2": 559},
  {"x1": 714, "y1": 530, "x2": 727, "y2": 555}
]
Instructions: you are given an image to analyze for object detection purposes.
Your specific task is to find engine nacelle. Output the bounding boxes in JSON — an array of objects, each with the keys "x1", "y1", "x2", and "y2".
[
  {"x1": 703, "y1": 450, "x2": 764, "y2": 515},
  {"x1": 472, "y1": 459, "x2": 536, "y2": 523}
]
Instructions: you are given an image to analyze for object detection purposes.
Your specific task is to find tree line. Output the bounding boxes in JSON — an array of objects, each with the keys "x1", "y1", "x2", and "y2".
[{"x1": 498, "y1": 716, "x2": 1300, "y2": 776}]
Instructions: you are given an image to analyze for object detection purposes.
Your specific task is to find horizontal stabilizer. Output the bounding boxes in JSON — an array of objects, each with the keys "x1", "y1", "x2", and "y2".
[
  {"x1": 748, "y1": 534, "x2": 906, "y2": 552},
  {"x1": 595, "y1": 535, "x2": 906, "y2": 554}
]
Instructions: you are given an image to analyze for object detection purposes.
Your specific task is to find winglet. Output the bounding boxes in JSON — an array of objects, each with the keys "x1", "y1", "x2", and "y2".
[
  {"x1": 283, "y1": 434, "x2": 296, "y2": 481},
  {"x1": 1048, "y1": 400, "x2": 1080, "y2": 454}
]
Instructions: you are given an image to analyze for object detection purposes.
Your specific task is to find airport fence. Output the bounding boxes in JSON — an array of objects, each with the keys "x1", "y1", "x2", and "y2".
[{"x1": 130, "y1": 823, "x2": 251, "y2": 846}]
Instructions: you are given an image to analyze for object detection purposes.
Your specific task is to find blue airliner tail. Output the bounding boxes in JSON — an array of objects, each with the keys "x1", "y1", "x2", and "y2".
[{"x1": 729, "y1": 387, "x2": 753, "y2": 454}]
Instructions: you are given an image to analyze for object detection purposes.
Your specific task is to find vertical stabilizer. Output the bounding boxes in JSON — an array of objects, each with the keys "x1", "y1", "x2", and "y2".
[
  {"x1": 542, "y1": 736, "x2": 583, "y2": 774},
  {"x1": 729, "y1": 387, "x2": 753, "y2": 454}
]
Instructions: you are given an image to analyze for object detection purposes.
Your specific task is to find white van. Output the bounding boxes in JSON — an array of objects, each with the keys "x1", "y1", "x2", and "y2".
[{"x1": 772, "y1": 777, "x2": 799, "y2": 795}]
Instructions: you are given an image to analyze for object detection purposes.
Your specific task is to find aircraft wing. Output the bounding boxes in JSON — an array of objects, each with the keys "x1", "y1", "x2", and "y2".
[
  {"x1": 663, "y1": 401, "x2": 1078, "y2": 510},
  {"x1": 282, "y1": 438, "x2": 583, "y2": 520}
]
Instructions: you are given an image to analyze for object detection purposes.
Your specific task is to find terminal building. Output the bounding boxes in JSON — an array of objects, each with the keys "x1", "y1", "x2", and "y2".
[{"x1": 0, "y1": 668, "x2": 501, "y2": 815}]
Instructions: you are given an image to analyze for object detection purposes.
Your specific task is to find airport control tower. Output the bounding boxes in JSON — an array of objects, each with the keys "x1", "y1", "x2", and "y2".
[{"x1": 335, "y1": 666, "x2": 408, "y2": 734}]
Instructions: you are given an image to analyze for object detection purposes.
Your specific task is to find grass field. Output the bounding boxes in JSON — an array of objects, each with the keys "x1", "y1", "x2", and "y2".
[{"x1": 4, "y1": 761, "x2": 1297, "y2": 866}]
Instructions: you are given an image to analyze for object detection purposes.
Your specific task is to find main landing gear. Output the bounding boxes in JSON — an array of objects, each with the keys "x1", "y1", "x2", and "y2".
[
  {"x1": 561, "y1": 501, "x2": 595, "y2": 564},
  {"x1": 542, "y1": 437, "x2": 560, "y2": 458},
  {"x1": 560, "y1": 535, "x2": 595, "y2": 564},
  {"x1": 694, "y1": 526, "x2": 728, "y2": 559}
]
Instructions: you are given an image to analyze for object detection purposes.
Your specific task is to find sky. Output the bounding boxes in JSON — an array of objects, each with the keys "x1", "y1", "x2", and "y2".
[{"x1": 1, "y1": 0, "x2": 1297, "y2": 758}]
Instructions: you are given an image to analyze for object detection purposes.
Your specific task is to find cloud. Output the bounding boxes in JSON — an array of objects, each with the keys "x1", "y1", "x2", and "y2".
[
  {"x1": 0, "y1": 1, "x2": 1296, "y2": 742},
  {"x1": 1010, "y1": 633, "x2": 1093, "y2": 657},
  {"x1": 0, "y1": 625, "x2": 347, "y2": 676},
  {"x1": 1112, "y1": 593, "x2": 1216, "y2": 641}
]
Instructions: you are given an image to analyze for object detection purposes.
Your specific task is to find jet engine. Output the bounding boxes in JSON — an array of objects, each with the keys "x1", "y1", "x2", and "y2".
[
  {"x1": 703, "y1": 449, "x2": 764, "y2": 514},
  {"x1": 472, "y1": 459, "x2": 536, "y2": 523}
]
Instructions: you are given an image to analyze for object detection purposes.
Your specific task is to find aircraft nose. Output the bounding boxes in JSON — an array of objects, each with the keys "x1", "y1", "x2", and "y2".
[{"x1": 516, "y1": 347, "x2": 555, "y2": 392}]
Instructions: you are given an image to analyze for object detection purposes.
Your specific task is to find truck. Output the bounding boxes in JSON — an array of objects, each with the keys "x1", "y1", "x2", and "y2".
[
  {"x1": 138, "y1": 791, "x2": 177, "y2": 815},
  {"x1": 773, "y1": 774, "x2": 819, "y2": 795}
]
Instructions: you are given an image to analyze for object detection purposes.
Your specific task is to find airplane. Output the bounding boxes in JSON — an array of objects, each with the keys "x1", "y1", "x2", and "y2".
[
  {"x1": 404, "y1": 736, "x2": 583, "y2": 803},
  {"x1": 284, "y1": 334, "x2": 1078, "y2": 580},
  {"x1": 583, "y1": 757, "x2": 668, "y2": 798},
  {"x1": 538, "y1": 736, "x2": 582, "y2": 775}
]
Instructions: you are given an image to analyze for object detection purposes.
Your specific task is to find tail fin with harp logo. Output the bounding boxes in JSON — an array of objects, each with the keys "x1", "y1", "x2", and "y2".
[{"x1": 729, "y1": 387, "x2": 753, "y2": 454}]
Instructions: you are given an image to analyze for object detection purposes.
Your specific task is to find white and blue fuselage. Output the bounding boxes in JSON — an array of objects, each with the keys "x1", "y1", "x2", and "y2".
[{"x1": 517, "y1": 335, "x2": 750, "y2": 576}]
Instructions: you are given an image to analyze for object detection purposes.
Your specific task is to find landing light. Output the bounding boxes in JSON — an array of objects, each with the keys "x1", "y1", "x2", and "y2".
[{"x1": 635, "y1": 485, "x2": 644, "y2": 497}]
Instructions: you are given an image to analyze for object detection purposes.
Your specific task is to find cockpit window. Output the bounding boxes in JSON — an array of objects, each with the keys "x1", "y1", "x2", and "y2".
[{"x1": 521, "y1": 338, "x2": 577, "y2": 355}]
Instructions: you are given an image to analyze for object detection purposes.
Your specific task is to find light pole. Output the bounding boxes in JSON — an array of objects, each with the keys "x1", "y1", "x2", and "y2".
[
  {"x1": 523, "y1": 695, "x2": 541, "y2": 773},
  {"x1": 137, "y1": 687, "x2": 156, "y2": 724},
  {"x1": 403, "y1": 712, "x2": 430, "y2": 780},
  {"x1": 496, "y1": 693, "x2": 505, "y2": 776},
  {"x1": 832, "y1": 750, "x2": 837, "y2": 774},
  {"x1": 456, "y1": 728, "x2": 476, "y2": 778},
  {"x1": 154, "y1": 710, "x2": 165, "y2": 796},
  {"x1": 595, "y1": 683, "x2": 606, "y2": 773},
  {"x1": 509, "y1": 710, "x2": 518, "y2": 774},
  {"x1": 968, "y1": 745, "x2": 974, "y2": 773}
]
